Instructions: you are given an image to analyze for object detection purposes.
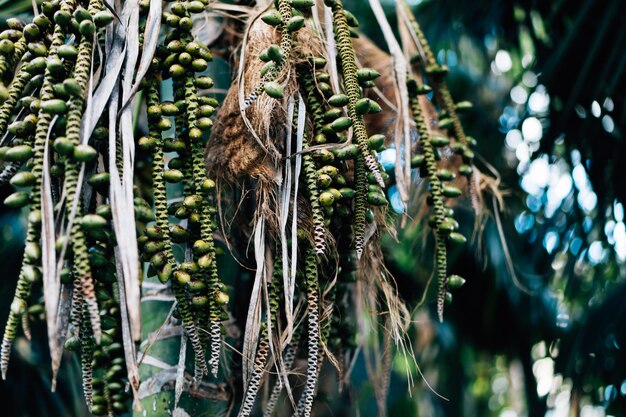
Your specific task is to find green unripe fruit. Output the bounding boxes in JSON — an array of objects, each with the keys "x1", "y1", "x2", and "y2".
[
  {"x1": 448, "y1": 232, "x2": 467, "y2": 245},
  {"x1": 323, "y1": 108, "x2": 343, "y2": 121},
  {"x1": 334, "y1": 187, "x2": 353, "y2": 199},
  {"x1": 463, "y1": 148, "x2": 475, "y2": 162},
  {"x1": 96, "y1": 204, "x2": 111, "y2": 219},
  {"x1": 82, "y1": 214, "x2": 107, "y2": 231},
  {"x1": 138, "y1": 136, "x2": 156, "y2": 151},
  {"x1": 192, "y1": 239, "x2": 211, "y2": 255},
  {"x1": 10, "y1": 299, "x2": 26, "y2": 315},
  {"x1": 318, "y1": 165, "x2": 338, "y2": 178},
  {"x1": 367, "y1": 191, "x2": 387, "y2": 206},
  {"x1": 64, "y1": 336, "x2": 80, "y2": 351},
  {"x1": 264, "y1": 81, "x2": 284, "y2": 99},
  {"x1": 73, "y1": 7, "x2": 91, "y2": 22},
  {"x1": 23, "y1": 265, "x2": 40, "y2": 283},
  {"x1": 63, "y1": 78, "x2": 82, "y2": 96},
  {"x1": 40, "y1": 99, "x2": 67, "y2": 115},
  {"x1": 201, "y1": 178, "x2": 216, "y2": 192},
  {"x1": 24, "y1": 242, "x2": 41, "y2": 262},
  {"x1": 88, "y1": 172, "x2": 110, "y2": 188},
  {"x1": 311, "y1": 149, "x2": 335, "y2": 163},
  {"x1": 410, "y1": 154, "x2": 424, "y2": 168},
  {"x1": 430, "y1": 136, "x2": 450, "y2": 147},
  {"x1": 328, "y1": 94, "x2": 349, "y2": 107},
  {"x1": 445, "y1": 291, "x2": 453, "y2": 305},
  {"x1": 330, "y1": 116, "x2": 352, "y2": 132},
  {"x1": 215, "y1": 291, "x2": 230, "y2": 305},
  {"x1": 355, "y1": 98, "x2": 371, "y2": 115},
  {"x1": 169, "y1": 64, "x2": 186, "y2": 78},
  {"x1": 94, "y1": 10, "x2": 114, "y2": 26},
  {"x1": 447, "y1": 274, "x2": 466, "y2": 289},
  {"x1": 317, "y1": 173, "x2": 332, "y2": 189},
  {"x1": 356, "y1": 68, "x2": 380, "y2": 82},
  {"x1": 0, "y1": 39, "x2": 14, "y2": 54},
  {"x1": 261, "y1": 10, "x2": 282, "y2": 26},
  {"x1": 157, "y1": 263, "x2": 173, "y2": 283},
  {"x1": 163, "y1": 169, "x2": 184, "y2": 183},
  {"x1": 174, "y1": 270, "x2": 191, "y2": 285},
  {"x1": 79, "y1": 20, "x2": 96, "y2": 37},
  {"x1": 291, "y1": 0, "x2": 314, "y2": 9},
  {"x1": 442, "y1": 186, "x2": 462, "y2": 198},
  {"x1": 287, "y1": 16, "x2": 305, "y2": 31},
  {"x1": 334, "y1": 144, "x2": 359, "y2": 160},
  {"x1": 425, "y1": 64, "x2": 449, "y2": 77},
  {"x1": 191, "y1": 295, "x2": 209, "y2": 308},
  {"x1": 455, "y1": 101, "x2": 473, "y2": 111},
  {"x1": 319, "y1": 191, "x2": 335, "y2": 206},
  {"x1": 459, "y1": 164, "x2": 473, "y2": 176},
  {"x1": 187, "y1": 280, "x2": 207, "y2": 292},
  {"x1": 191, "y1": 58, "x2": 208, "y2": 72},
  {"x1": 28, "y1": 210, "x2": 41, "y2": 225},
  {"x1": 10, "y1": 172, "x2": 36, "y2": 187},
  {"x1": 179, "y1": 16, "x2": 193, "y2": 31},
  {"x1": 260, "y1": 61, "x2": 275, "y2": 77},
  {"x1": 266, "y1": 44, "x2": 284, "y2": 62},
  {"x1": 367, "y1": 134, "x2": 385, "y2": 151},
  {"x1": 154, "y1": 103, "x2": 176, "y2": 119},
  {"x1": 438, "y1": 217, "x2": 458, "y2": 233},
  {"x1": 5, "y1": 145, "x2": 33, "y2": 162},
  {"x1": 436, "y1": 169, "x2": 456, "y2": 181},
  {"x1": 23, "y1": 23, "x2": 41, "y2": 41},
  {"x1": 58, "y1": 44, "x2": 78, "y2": 59},
  {"x1": 344, "y1": 10, "x2": 359, "y2": 27},
  {"x1": 196, "y1": 76, "x2": 214, "y2": 89},
  {"x1": 24, "y1": 57, "x2": 46, "y2": 74},
  {"x1": 438, "y1": 118, "x2": 454, "y2": 130},
  {"x1": 183, "y1": 194, "x2": 202, "y2": 209},
  {"x1": 73, "y1": 144, "x2": 97, "y2": 162}
]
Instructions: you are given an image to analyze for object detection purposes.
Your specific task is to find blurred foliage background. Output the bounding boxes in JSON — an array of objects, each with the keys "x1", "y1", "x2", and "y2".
[{"x1": 1, "y1": 0, "x2": 625, "y2": 416}]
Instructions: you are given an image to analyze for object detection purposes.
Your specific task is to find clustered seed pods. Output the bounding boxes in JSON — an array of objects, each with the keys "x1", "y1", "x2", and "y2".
[
  {"x1": 139, "y1": 0, "x2": 225, "y2": 381},
  {"x1": 0, "y1": 0, "x2": 130, "y2": 412},
  {"x1": 402, "y1": 0, "x2": 476, "y2": 321},
  {"x1": 0, "y1": 0, "x2": 482, "y2": 415}
]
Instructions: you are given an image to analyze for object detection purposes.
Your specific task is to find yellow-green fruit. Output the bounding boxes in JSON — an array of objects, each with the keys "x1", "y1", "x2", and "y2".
[{"x1": 319, "y1": 191, "x2": 335, "y2": 207}]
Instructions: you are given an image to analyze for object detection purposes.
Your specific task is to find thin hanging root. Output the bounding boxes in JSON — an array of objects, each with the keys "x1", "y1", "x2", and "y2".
[
  {"x1": 298, "y1": 73, "x2": 327, "y2": 255},
  {"x1": 238, "y1": 264, "x2": 281, "y2": 416},
  {"x1": 238, "y1": 327, "x2": 271, "y2": 417},
  {"x1": 353, "y1": 157, "x2": 368, "y2": 259},
  {"x1": 264, "y1": 340, "x2": 298, "y2": 417},
  {"x1": 80, "y1": 313, "x2": 95, "y2": 411},
  {"x1": 409, "y1": 91, "x2": 448, "y2": 321},
  {"x1": 330, "y1": 0, "x2": 384, "y2": 188},
  {"x1": 70, "y1": 274, "x2": 84, "y2": 336},
  {"x1": 294, "y1": 248, "x2": 320, "y2": 417},
  {"x1": 65, "y1": 28, "x2": 101, "y2": 342}
]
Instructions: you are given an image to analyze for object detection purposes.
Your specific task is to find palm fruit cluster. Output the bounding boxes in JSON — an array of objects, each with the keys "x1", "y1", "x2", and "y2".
[
  {"x1": 0, "y1": 0, "x2": 481, "y2": 415},
  {"x1": 0, "y1": 0, "x2": 134, "y2": 414},
  {"x1": 401, "y1": 2, "x2": 473, "y2": 321},
  {"x1": 232, "y1": 1, "x2": 396, "y2": 416},
  {"x1": 138, "y1": 0, "x2": 226, "y2": 380}
]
